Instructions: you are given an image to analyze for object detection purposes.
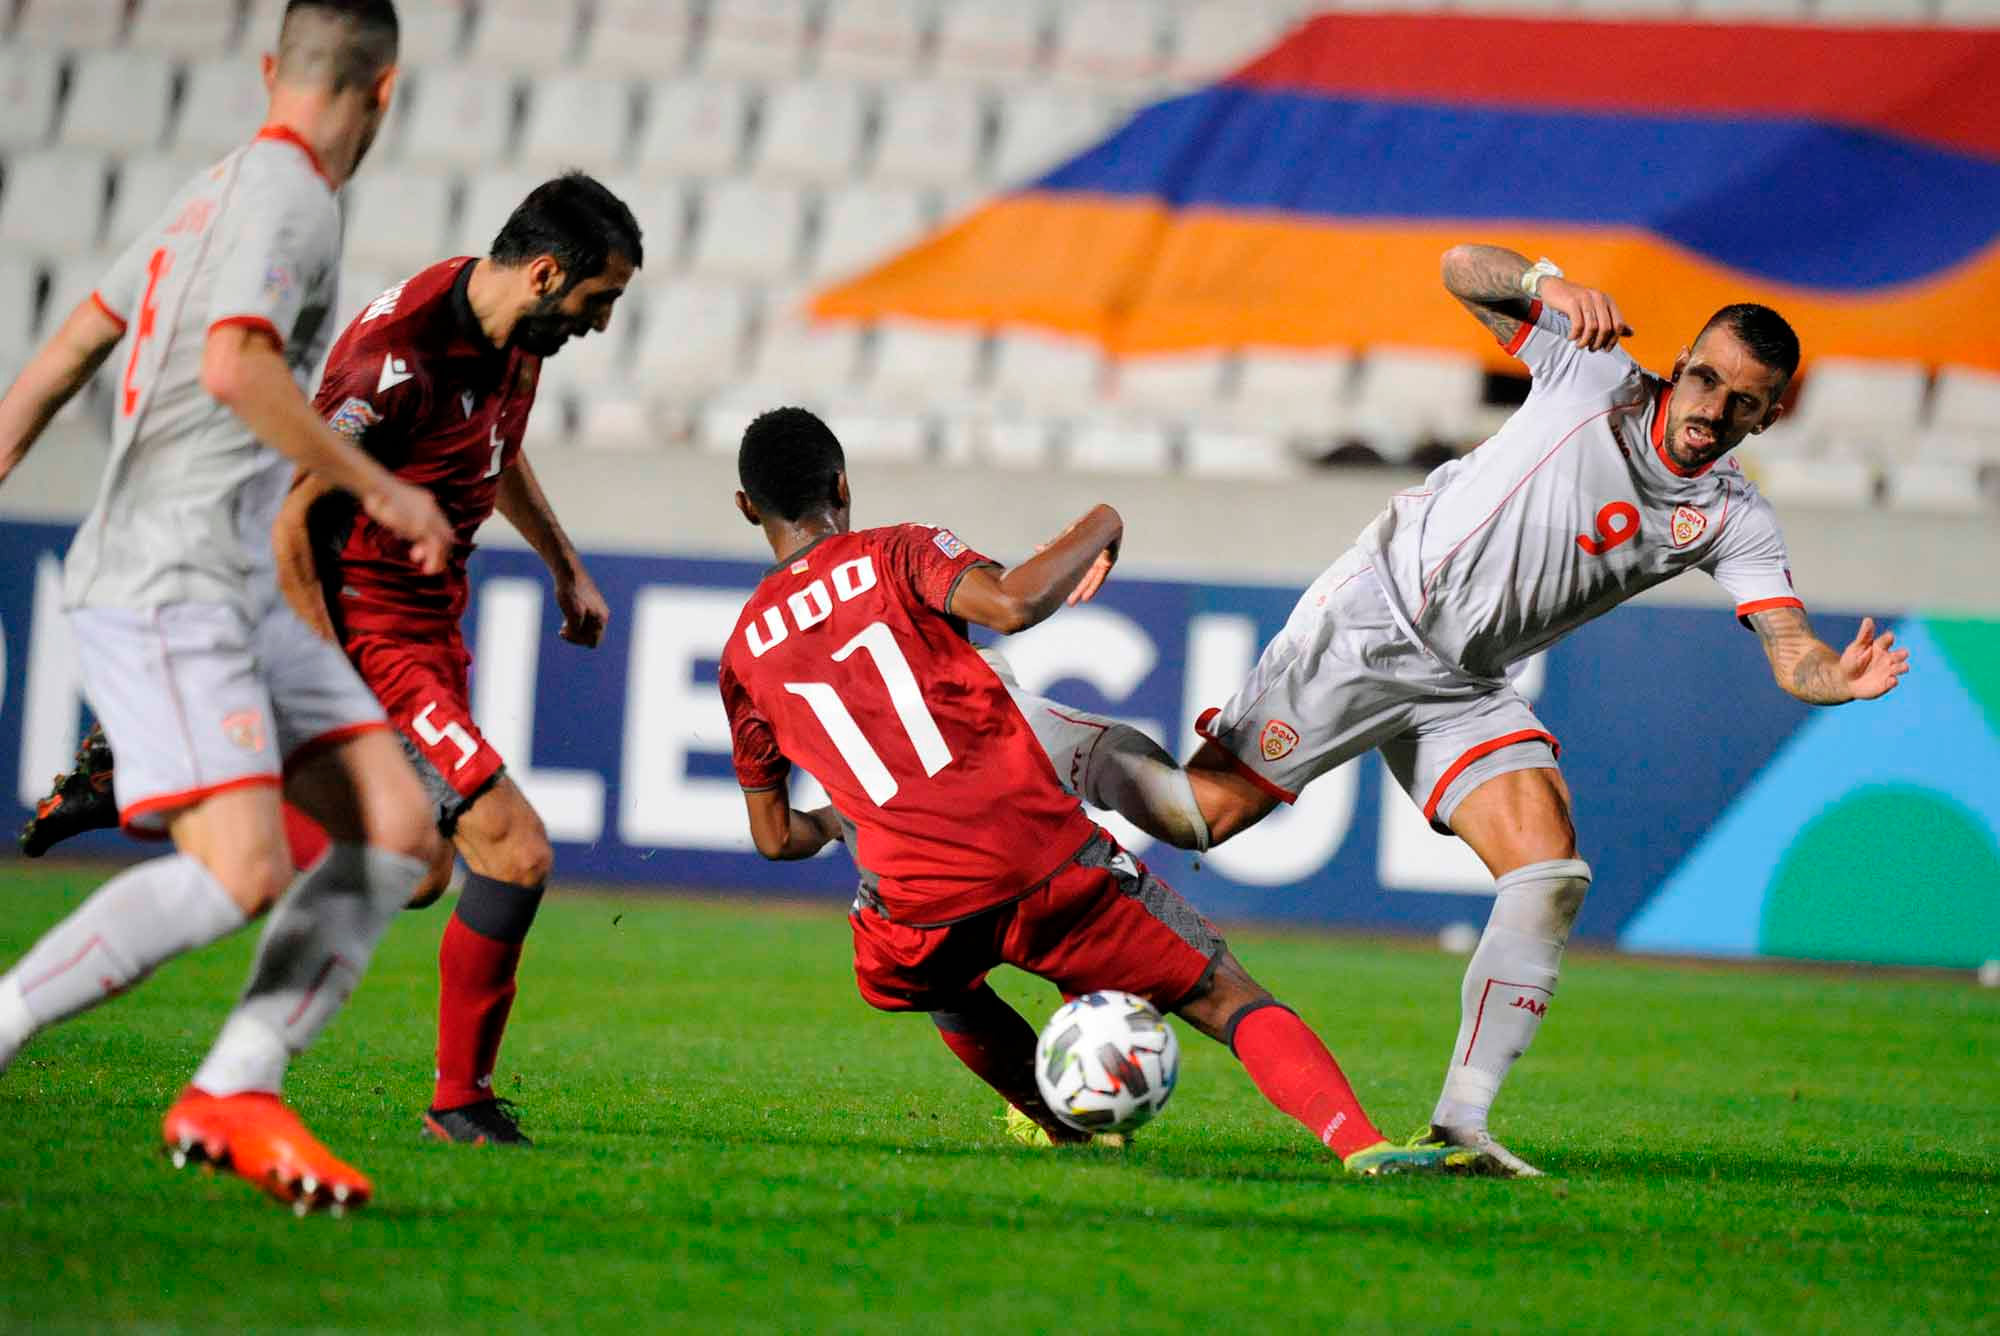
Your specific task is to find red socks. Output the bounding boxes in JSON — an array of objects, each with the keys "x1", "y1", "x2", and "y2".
[
  {"x1": 932, "y1": 986, "x2": 1088, "y2": 1143},
  {"x1": 1228, "y1": 1001, "x2": 1386, "y2": 1159},
  {"x1": 433, "y1": 873, "x2": 543, "y2": 1113}
]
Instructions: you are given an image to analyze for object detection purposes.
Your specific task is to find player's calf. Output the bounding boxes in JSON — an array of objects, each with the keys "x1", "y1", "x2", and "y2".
[{"x1": 931, "y1": 986, "x2": 1091, "y2": 1146}]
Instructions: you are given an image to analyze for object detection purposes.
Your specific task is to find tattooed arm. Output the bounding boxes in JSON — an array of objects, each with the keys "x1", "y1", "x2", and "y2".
[
  {"x1": 1747, "y1": 606, "x2": 1910, "y2": 705},
  {"x1": 1440, "y1": 244, "x2": 1634, "y2": 353}
]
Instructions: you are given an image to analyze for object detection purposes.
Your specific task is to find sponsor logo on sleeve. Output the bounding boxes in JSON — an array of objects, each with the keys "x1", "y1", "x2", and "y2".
[
  {"x1": 221, "y1": 710, "x2": 267, "y2": 753},
  {"x1": 261, "y1": 263, "x2": 294, "y2": 304},
  {"x1": 931, "y1": 528, "x2": 968, "y2": 560},
  {"x1": 1260, "y1": 719, "x2": 1300, "y2": 762},
  {"x1": 376, "y1": 353, "x2": 415, "y2": 393},
  {"x1": 1670, "y1": 504, "x2": 1708, "y2": 548},
  {"x1": 327, "y1": 396, "x2": 381, "y2": 441}
]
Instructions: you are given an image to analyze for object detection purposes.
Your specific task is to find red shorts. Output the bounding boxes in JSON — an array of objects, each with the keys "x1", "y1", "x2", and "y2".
[
  {"x1": 345, "y1": 631, "x2": 504, "y2": 827},
  {"x1": 850, "y1": 830, "x2": 1223, "y2": 1014}
]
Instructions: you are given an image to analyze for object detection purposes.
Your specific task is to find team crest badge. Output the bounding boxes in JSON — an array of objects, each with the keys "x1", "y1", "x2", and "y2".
[
  {"x1": 327, "y1": 396, "x2": 381, "y2": 441},
  {"x1": 931, "y1": 528, "x2": 968, "y2": 559},
  {"x1": 1670, "y1": 504, "x2": 1708, "y2": 548},
  {"x1": 1260, "y1": 719, "x2": 1300, "y2": 762},
  {"x1": 221, "y1": 710, "x2": 266, "y2": 753}
]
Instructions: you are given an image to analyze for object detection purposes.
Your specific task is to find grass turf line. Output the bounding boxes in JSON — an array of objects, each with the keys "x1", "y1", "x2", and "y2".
[{"x1": 1, "y1": 863, "x2": 1995, "y2": 1334}]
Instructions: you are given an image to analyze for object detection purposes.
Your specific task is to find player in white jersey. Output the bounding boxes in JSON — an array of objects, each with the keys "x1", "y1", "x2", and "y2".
[
  {"x1": 1013, "y1": 245, "x2": 1910, "y2": 1175},
  {"x1": 0, "y1": 2, "x2": 454, "y2": 1213}
]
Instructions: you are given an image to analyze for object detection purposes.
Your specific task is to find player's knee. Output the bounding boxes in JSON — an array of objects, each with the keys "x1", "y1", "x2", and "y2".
[
  {"x1": 497, "y1": 833, "x2": 554, "y2": 889},
  {"x1": 405, "y1": 840, "x2": 456, "y2": 910},
  {"x1": 204, "y1": 843, "x2": 295, "y2": 916},
  {"x1": 370, "y1": 799, "x2": 441, "y2": 866}
]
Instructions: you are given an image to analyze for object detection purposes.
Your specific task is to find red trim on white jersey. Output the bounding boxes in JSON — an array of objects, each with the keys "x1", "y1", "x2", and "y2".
[
  {"x1": 120, "y1": 774, "x2": 283, "y2": 835},
  {"x1": 209, "y1": 314, "x2": 285, "y2": 351},
  {"x1": 254, "y1": 123, "x2": 334, "y2": 190},
  {"x1": 1735, "y1": 596, "x2": 1805, "y2": 621},
  {"x1": 1423, "y1": 728, "x2": 1560, "y2": 823},
  {"x1": 1195, "y1": 707, "x2": 1299, "y2": 805},
  {"x1": 1502, "y1": 299, "x2": 1543, "y2": 357},
  {"x1": 89, "y1": 290, "x2": 128, "y2": 331}
]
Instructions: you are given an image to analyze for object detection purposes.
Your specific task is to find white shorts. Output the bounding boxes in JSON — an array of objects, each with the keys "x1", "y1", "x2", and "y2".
[
  {"x1": 1195, "y1": 549, "x2": 1560, "y2": 834},
  {"x1": 69, "y1": 600, "x2": 388, "y2": 835}
]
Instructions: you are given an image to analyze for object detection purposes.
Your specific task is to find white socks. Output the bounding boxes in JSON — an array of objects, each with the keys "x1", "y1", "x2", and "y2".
[
  {"x1": 191, "y1": 843, "x2": 426, "y2": 1096},
  {"x1": 0, "y1": 854, "x2": 247, "y2": 1070},
  {"x1": 1432, "y1": 858, "x2": 1591, "y2": 1134}
]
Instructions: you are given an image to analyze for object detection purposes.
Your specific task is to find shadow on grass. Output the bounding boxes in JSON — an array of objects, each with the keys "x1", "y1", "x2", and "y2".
[{"x1": 1552, "y1": 1146, "x2": 2000, "y2": 1194}]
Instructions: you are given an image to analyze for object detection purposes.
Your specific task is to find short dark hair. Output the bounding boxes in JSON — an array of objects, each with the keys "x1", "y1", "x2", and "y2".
[
  {"x1": 490, "y1": 172, "x2": 644, "y2": 288},
  {"x1": 739, "y1": 407, "x2": 846, "y2": 523},
  {"x1": 1697, "y1": 303, "x2": 1801, "y2": 384},
  {"x1": 279, "y1": 1, "x2": 399, "y2": 93}
]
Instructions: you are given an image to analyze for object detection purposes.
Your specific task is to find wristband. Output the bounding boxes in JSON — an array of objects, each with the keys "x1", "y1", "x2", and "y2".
[{"x1": 1520, "y1": 257, "x2": 1563, "y2": 297}]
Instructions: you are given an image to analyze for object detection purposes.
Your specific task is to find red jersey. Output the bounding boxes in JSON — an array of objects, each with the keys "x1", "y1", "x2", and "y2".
[
  {"x1": 719, "y1": 524, "x2": 1096, "y2": 927},
  {"x1": 309, "y1": 257, "x2": 541, "y2": 638}
]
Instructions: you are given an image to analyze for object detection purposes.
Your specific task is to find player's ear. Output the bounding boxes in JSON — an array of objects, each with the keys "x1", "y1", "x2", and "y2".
[
  {"x1": 1756, "y1": 399, "x2": 1785, "y2": 434},
  {"x1": 529, "y1": 256, "x2": 563, "y2": 299},
  {"x1": 1670, "y1": 348, "x2": 1690, "y2": 382},
  {"x1": 371, "y1": 64, "x2": 399, "y2": 114},
  {"x1": 261, "y1": 52, "x2": 278, "y2": 94},
  {"x1": 833, "y1": 471, "x2": 850, "y2": 511},
  {"x1": 735, "y1": 490, "x2": 761, "y2": 526}
]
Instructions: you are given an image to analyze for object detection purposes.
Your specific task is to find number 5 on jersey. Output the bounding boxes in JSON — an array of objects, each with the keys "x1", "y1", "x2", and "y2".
[{"x1": 413, "y1": 701, "x2": 479, "y2": 771}]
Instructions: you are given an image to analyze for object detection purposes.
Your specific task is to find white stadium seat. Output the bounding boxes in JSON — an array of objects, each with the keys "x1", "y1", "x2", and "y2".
[
  {"x1": 518, "y1": 74, "x2": 634, "y2": 176},
  {"x1": 453, "y1": 168, "x2": 548, "y2": 257},
  {"x1": 934, "y1": 1, "x2": 1047, "y2": 84},
  {"x1": 44, "y1": 256, "x2": 106, "y2": 332},
  {"x1": 1689, "y1": 0, "x2": 1808, "y2": 19},
  {"x1": 635, "y1": 280, "x2": 753, "y2": 397},
  {"x1": 103, "y1": 158, "x2": 193, "y2": 258},
  {"x1": 597, "y1": 178, "x2": 683, "y2": 267},
  {"x1": 573, "y1": 391, "x2": 655, "y2": 452},
  {"x1": 0, "y1": 47, "x2": 64, "y2": 151},
  {"x1": 822, "y1": 405, "x2": 930, "y2": 460},
  {"x1": 1108, "y1": 351, "x2": 1229, "y2": 421},
  {"x1": 1350, "y1": 346, "x2": 1486, "y2": 461},
  {"x1": 465, "y1": 0, "x2": 584, "y2": 71},
  {"x1": 580, "y1": 0, "x2": 698, "y2": 78},
  {"x1": 1185, "y1": 427, "x2": 1304, "y2": 481},
  {"x1": 1811, "y1": 0, "x2": 1932, "y2": 20},
  {"x1": 754, "y1": 82, "x2": 868, "y2": 183},
  {"x1": 809, "y1": 184, "x2": 928, "y2": 281},
  {"x1": 686, "y1": 179, "x2": 805, "y2": 282},
  {"x1": 342, "y1": 172, "x2": 455, "y2": 272},
  {"x1": 173, "y1": 57, "x2": 268, "y2": 161},
  {"x1": 749, "y1": 318, "x2": 865, "y2": 397},
  {"x1": 633, "y1": 80, "x2": 748, "y2": 179},
  {"x1": 701, "y1": 0, "x2": 814, "y2": 79},
  {"x1": 871, "y1": 82, "x2": 985, "y2": 188},
  {"x1": 1452, "y1": 0, "x2": 1565, "y2": 11},
  {"x1": 1066, "y1": 420, "x2": 1172, "y2": 474},
  {"x1": 1236, "y1": 347, "x2": 1352, "y2": 434},
  {"x1": 1164, "y1": 1, "x2": 1287, "y2": 84},
  {"x1": 128, "y1": 0, "x2": 243, "y2": 58},
  {"x1": 12, "y1": 0, "x2": 127, "y2": 48},
  {"x1": 1882, "y1": 461, "x2": 1989, "y2": 514},
  {"x1": 1929, "y1": 365, "x2": 2000, "y2": 434},
  {"x1": 388, "y1": 0, "x2": 471, "y2": 65},
  {"x1": 539, "y1": 317, "x2": 638, "y2": 399},
  {"x1": 1570, "y1": 0, "x2": 1691, "y2": 15},
  {"x1": 989, "y1": 327, "x2": 1103, "y2": 411},
  {"x1": 1049, "y1": 0, "x2": 1165, "y2": 91},
  {"x1": 1790, "y1": 357, "x2": 1928, "y2": 458},
  {"x1": 332, "y1": 264, "x2": 393, "y2": 340},
  {"x1": 397, "y1": 66, "x2": 516, "y2": 170},
  {"x1": 990, "y1": 88, "x2": 1113, "y2": 185},
  {"x1": 0, "y1": 151, "x2": 109, "y2": 258},
  {"x1": 0, "y1": 259, "x2": 42, "y2": 380},
  {"x1": 61, "y1": 51, "x2": 178, "y2": 155},
  {"x1": 816, "y1": 0, "x2": 931, "y2": 79},
  {"x1": 1937, "y1": 0, "x2": 2000, "y2": 23},
  {"x1": 1754, "y1": 452, "x2": 1879, "y2": 508},
  {"x1": 937, "y1": 413, "x2": 1055, "y2": 469},
  {"x1": 870, "y1": 320, "x2": 987, "y2": 408}
]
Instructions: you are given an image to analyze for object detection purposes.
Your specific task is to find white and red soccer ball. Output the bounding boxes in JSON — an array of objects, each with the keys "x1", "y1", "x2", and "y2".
[{"x1": 1034, "y1": 990, "x2": 1180, "y2": 1135}]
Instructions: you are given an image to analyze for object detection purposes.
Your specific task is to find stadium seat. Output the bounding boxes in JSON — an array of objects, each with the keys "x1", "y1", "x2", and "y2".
[
  {"x1": 332, "y1": 263, "x2": 392, "y2": 337},
  {"x1": 598, "y1": 178, "x2": 683, "y2": 266},
  {"x1": 822, "y1": 405, "x2": 930, "y2": 461},
  {"x1": 539, "y1": 317, "x2": 638, "y2": 399},
  {"x1": 0, "y1": 258, "x2": 42, "y2": 380},
  {"x1": 526, "y1": 388, "x2": 578, "y2": 450},
  {"x1": 1753, "y1": 452, "x2": 1878, "y2": 508},
  {"x1": 385, "y1": 0, "x2": 470, "y2": 65},
  {"x1": 701, "y1": 0, "x2": 814, "y2": 79},
  {"x1": 1569, "y1": 0, "x2": 1690, "y2": 15},
  {"x1": 1811, "y1": 0, "x2": 1932, "y2": 20},
  {"x1": 0, "y1": 47, "x2": 64, "y2": 152},
  {"x1": 397, "y1": 66, "x2": 517, "y2": 170},
  {"x1": 0, "y1": 151, "x2": 109, "y2": 258},
  {"x1": 1108, "y1": 351, "x2": 1230, "y2": 422},
  {"x1": 870, "y1": 319, "x2": 987, "y2": 408},
  {"x1": 1349, "y1": 346, "x2": 1486, "y2": 462},
  {"x1": 573, "y1": 390, "x2": 658, "y2": 451},
  {"x1": 1689, "y1": 0, "x2": 1808, "y2": 20},
  {"x1": 808, "y1": 184, "x2": 928, "y2": 281},
  {"x1": 1163, "y1": 1, "x2": 1287, "y2": 84},
  {"x1": 634, "y1": 280, "x2": 753, "y2": 398},
  {"x1": 1184, "y1": 426, "x2": 1305, "y2": 481},
  {"x1": 465, "y1": 0, "x2": 584, "y2": 71},
  {"x1": 633, "y1": 79, "x2": 748, "y2": 179},
  {"x1": 1937, "y1": 0, "x2": 2000, "y2": 24},
  {"x1": 342, "y1": 172, "x2": 455, "y2": 272},
  {"x1": 60, "y1": 51, "x2": 178, "y2": 156},
  {"x1": 453, "y1": 168, "x2": 549, "y2": 257},
  {"x1": 749, "y1": 318, "x2": 865, "y2": 398},
  {"x1": 816, "y1": 0, "x2": 931, "y2": 79},
  {"x1": 686, "y1": 179, "x2": 806, "y2": 282},
  {"x1": 1450, "y1": 0, "x2": 1565, "y2": 11},
  {"x1": 579, "y1": 0, "x2": 697, "y2": 78},
  {"x1": 989, "y1": 327, "x2": 1104, "y2": 411},
  {"x1": 1789, "y1": 357, "x2": 1928, "y2": 457},
  {"x1": 127, "y1": 0, "x2": 243, "y2": 57},
  {"x1": 517, "y1": 73, "x2": 635, "y2": 176},
  {"x1": 44, "y1": 256, "x2": 106, "y2": 332},
  {"x1": 1881, "y1": 461, "x2": 1989, "y2": 514},
  {"x1": 172, "y1": 57, "x2": 267, "y2": 161},
  {"x1": 937, "y1": 413, "x2": 1055, "y2": 469},
  {"x1": 102, "y1": 157, "x2": 193, "y2": 258},
  {"x1": 1235, "y1": 347, "x2": 1352, "y2": 434},
  {"x1": 933, "y1": 1, "x2": 1048, "y2": 84},
  {"x1": 1918, "y1": 366, "x2": 2000, "y2": 465},
  {"x1": 990, "y1": 87, "x2": 1114, "y2": 185},
  {"x1": 1066, "y1": 419, "x2": 1173, "y2": 474},
  {"x1": 12, "y1": 0, "x2": 127, "y2": 48},
  {"x1": 754, "y1": 82, "x2": 869, "y2": 183},
  {"x1": 1048, "y1": 0, "x2": 1165, "y2": 91},
  {"x1": 871, "y1": 82, "x2": 985, "y2": 188}
]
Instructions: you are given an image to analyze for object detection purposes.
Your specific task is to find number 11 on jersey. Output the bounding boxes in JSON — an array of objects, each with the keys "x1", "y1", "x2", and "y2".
[{"x1": 783, "y1": 620, "x2": 953, "y2": 806}]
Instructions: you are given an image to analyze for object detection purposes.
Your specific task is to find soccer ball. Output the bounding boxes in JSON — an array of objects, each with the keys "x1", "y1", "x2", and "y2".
[{"x1": 1034, "y1": 991, "x2": 1180, "y2": 1135}]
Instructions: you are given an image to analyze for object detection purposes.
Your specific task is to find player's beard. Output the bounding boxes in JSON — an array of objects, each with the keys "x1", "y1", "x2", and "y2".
[{"x1": 508, "y1": 295, "x2": 585, "y2": 357}]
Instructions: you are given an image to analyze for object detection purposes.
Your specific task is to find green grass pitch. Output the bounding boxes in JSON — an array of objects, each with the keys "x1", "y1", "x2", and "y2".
[{"x1": 2, "y1": 861, "x2": 1995, "y2": 1334}]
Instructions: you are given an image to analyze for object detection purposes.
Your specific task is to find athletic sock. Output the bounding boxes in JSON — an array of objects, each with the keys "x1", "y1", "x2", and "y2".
[
  {"x1": 190, "y1": 843, "x2": 426, "y2": 1097},
  {"x1": 0, "y1": 854, "x2": 247, "y2": 1068},
  {"x1": 1227, "y1": 1001, "x2": 1386, "y2": 1159},
  {"x1": 931, "y1": 985, "x2": 1087, "y2": 1143},
  {"x1": 1432, "y1": 858, "x2": 1592, "y2": 1134},
  {"x1": 432, "y1": 872, "x2": 544, "y2": 1112}
]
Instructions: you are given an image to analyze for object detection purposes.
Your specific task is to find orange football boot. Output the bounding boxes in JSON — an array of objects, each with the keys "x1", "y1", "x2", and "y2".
[{"x1": 162, "y1": 1086, "x2": 374, "y2": 1214}]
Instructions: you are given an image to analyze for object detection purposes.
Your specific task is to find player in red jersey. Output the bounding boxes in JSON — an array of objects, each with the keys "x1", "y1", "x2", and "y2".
[{"x1": 718, "y1": 408, "x2": 1494, "y2": 1176}]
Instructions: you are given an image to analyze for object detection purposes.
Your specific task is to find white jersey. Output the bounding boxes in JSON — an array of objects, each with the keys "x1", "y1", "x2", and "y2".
[
  {"x1": 1360, "y1": 300, "x2": 1802, "y2": 682},
  {"x1": 64, "y1": 127, "x2": 342, "y2": 613}
]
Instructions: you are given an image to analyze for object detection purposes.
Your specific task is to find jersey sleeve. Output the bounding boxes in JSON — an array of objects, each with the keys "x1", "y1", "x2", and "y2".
[
  {"x1": 309, "y1": 324, "x2": 427, "y2": 462},
  {"x1": 879, "y1": 524, "x2": 999, "y2": 616},
  {"x1": 1503, "y1": 299, "x2": 1639, "y2": 400},
  {"x1": 719, "y1": 658, "x2": 790, "y2": 793},
  {"x1": 1700, "y1": 480, "x2": 1805, "y2": 628},
  {"x1": 204, "y1": 175, "x2": 336, "y2": 350}
]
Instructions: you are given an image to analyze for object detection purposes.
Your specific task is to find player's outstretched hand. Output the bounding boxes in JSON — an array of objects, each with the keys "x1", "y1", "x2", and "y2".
[
  {"x1": 1840, "y1": 617, "x2": 1911, "y2": 701},
  {"x1": 366, "y1": 479, "x2": 453, "y2": 576},
  {"x1": 1067, "y1": 537, "x2": 1120, "y2": 607},
  {"x1": 1539, "y1": 276, "x2": 1634, "y2": 352},
  {"x1": 557, "y1": 569, "x2": 610, "y2": 648}
]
